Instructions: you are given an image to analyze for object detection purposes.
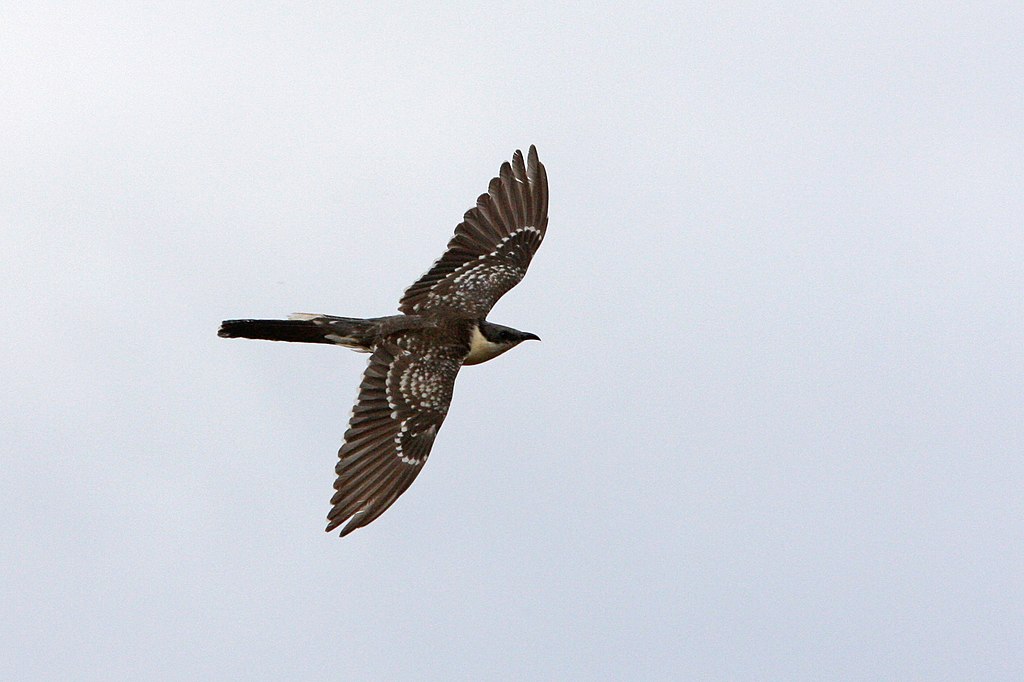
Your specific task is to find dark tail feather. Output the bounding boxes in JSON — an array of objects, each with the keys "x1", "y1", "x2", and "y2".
[{"x1": 218, "y1": 319, "x2": 333, "y2": 344}]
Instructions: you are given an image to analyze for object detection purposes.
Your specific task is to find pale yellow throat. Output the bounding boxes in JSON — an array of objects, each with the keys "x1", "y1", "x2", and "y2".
[{"x1": 463, "y1": 324, "x2": 512, "y2": 365}]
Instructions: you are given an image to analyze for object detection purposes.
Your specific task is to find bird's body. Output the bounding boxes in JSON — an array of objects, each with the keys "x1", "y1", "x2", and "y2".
[
  {"x1": 220, "y1": 146, "x2": 547, "y2": 536},
  {"x1": 219, "y1": 314, "x2": 530, "y2": 365}
]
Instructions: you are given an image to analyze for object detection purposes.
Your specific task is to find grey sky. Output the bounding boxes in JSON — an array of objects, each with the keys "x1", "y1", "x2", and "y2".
[{"x1": 3, "y1": 2, "x2": 1022, "y2": 679}]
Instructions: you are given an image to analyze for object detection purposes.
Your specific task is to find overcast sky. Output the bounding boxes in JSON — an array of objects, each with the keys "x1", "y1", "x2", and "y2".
[{"x1": 3, "y1": 2, "x2": 1022, "y2": 680}]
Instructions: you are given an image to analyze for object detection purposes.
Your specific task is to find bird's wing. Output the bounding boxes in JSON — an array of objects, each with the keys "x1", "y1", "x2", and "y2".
[
  {"x1": 326, "y1": 337, "x2": 463, "y2": 536},
  {"x1": 399, "y1": 145, "x2": 548, "y2": 317}
]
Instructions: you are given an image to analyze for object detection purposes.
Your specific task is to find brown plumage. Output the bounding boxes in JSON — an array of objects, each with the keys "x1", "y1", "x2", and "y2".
[{"x1": 219, "y1": 146, "x2": 548, "y2": 536}]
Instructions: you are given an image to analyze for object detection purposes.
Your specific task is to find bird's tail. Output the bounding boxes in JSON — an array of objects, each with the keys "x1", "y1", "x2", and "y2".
[
  {"x1": 218, "y1": 314, "x2": 380, "y2": 350},
  {"x1": 218, "y1": 318, "x2": 335, "y2": 344}
]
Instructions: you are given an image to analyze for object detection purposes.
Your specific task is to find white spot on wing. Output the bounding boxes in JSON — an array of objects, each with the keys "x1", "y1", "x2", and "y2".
[{"x1": 407, "y1": 225, "x2": 542, "y2": 312}]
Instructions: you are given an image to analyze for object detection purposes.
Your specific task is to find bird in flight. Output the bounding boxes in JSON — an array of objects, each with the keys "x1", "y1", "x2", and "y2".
[{"x1": 219, "y1": 146, "x2": 548, "y2": 536}]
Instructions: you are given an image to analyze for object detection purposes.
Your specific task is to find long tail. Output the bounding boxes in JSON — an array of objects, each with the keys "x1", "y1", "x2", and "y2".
[
  {"x1": 218, "y1": 318, "x2": 335, "y2": 344},
  {"x1": 218, "y1": 314, "x2": 381, "y2": 351}
]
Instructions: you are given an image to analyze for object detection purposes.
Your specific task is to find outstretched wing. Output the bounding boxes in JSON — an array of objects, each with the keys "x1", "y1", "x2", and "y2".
[
  {"x1": 326, "y1": 336, "x2": 463, "y2": 536},
  {"x1": 399, "y1": 145, "x2": 548, "y2": 317}
]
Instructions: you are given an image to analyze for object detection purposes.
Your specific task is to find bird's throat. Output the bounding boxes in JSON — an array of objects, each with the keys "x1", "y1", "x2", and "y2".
[{"x1": 463, "y1": 324, "x2": 510, "y2": 365}]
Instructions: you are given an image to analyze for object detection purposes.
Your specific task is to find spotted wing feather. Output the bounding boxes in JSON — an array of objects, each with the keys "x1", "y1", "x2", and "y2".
[
  {"x1": 326, "y1": 337, "x2": 463, "y2": 536},
  {"x1": 399, "y1": 145, "x2": 548, "y2": 317}
]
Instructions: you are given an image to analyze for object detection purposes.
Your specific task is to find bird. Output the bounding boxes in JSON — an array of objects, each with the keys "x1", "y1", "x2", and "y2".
[{"x1": 219, "y1": 146, "x2": 548, "y2": 537}]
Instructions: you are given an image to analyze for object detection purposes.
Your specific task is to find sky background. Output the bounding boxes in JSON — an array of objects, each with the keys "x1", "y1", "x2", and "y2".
[{"x1": 3, "y1": 2, "x2": 1022, "y2": 679}]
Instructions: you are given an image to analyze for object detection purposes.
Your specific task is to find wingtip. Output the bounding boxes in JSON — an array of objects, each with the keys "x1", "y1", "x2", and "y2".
[
  {"x1": 326, "y1": 507, "x2": 366, "y2": 537},
  {"x1": 325, "y1": 519, "x2": 346, "y2": 536},
  {"x1": 514, "y1": 145, "x2": 539, "y2": 167}
]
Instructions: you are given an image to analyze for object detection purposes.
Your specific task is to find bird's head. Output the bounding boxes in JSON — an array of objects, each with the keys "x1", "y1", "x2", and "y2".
[{"x1": 464, "y1": 321, "x2": 540, "y2": 365}]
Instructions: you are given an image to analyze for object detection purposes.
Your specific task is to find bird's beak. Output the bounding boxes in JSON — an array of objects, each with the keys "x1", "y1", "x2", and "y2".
[{"x1": 522, "y1": 332, "x2": 541, "y2": 342}]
